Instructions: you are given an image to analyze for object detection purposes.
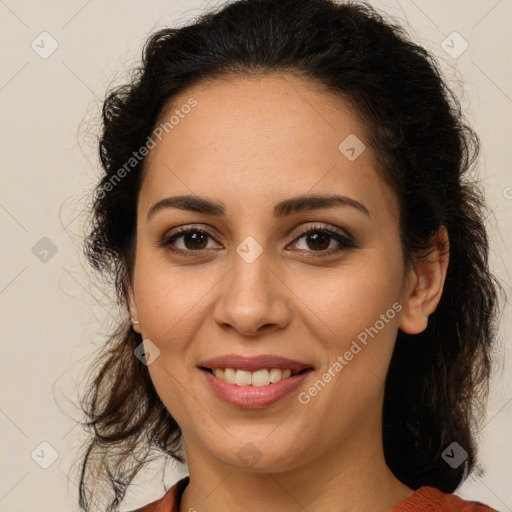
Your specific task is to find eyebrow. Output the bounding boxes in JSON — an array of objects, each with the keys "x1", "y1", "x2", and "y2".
[{"x1": 146, "y1": 193, "x2": 371, "y2": 222}]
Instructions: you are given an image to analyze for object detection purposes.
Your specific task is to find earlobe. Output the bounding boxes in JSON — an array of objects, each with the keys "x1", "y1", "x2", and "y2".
[
  {"x1": 126, "y1": 283, "x2": 142, "y2": 334},
  {"x1": 399, "y1": 226, "x2": 449, "y2": 335}
]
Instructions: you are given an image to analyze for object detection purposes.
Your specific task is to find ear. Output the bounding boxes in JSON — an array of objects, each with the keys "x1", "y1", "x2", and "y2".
[
  {"x1": 126, "y1": 281, "x2": 142, "y2": 334},
  {"x1": 399, "y1": 226, "x2": 449, "y2": 335}
]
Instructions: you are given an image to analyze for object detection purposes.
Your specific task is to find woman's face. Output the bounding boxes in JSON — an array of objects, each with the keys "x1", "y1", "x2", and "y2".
[{"x1": 127, "y1": 73, "x2": 422, "y2": 473}]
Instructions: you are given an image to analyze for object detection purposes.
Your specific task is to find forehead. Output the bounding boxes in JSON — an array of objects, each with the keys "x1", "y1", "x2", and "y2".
[
  {"x1": 149, "y1": 72, "x2": 369, "y2": 165},
  {"x1": 138, "y1": 73, "x2": 398, "y2": 222}
]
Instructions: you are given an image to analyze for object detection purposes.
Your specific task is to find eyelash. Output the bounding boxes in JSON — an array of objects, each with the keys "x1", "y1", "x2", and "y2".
[{"x1": 160, "y1": 223, "x2": 356, "y2": 259}]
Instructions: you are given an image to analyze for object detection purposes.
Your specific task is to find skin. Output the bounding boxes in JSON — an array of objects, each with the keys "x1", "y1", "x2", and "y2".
[{"x1": 127, "y1": 73, "x2": 449, "y2": 512}]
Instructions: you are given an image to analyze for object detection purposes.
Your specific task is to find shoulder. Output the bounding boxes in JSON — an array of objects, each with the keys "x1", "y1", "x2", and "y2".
[
  {"x1": 127, "y1": 475, "x2": 190, "y2": 512},
  {"x1": 394, "y1": 486, "x2": 500, "y2": 512}
]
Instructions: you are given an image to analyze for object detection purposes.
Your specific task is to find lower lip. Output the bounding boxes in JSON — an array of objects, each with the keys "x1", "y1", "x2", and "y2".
[{"x1": 200, "y1": 368, "x2": 313, "y2": 409}]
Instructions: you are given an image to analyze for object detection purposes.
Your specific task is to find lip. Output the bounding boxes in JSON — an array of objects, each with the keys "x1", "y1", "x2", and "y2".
[
  {"x1": 200, "y1": 367, "x2": 314, "y2": 409},
  {"x1": 198, "y1": 353, "x2": 313, "y2": 373}
]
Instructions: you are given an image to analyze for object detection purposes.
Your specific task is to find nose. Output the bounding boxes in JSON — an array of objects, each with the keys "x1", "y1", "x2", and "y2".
[{"x1": 212, "y1": 250, "x2": 292, "y2": 337}]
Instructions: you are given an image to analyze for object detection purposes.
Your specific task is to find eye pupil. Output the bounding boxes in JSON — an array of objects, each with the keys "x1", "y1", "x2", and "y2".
[
  {"x1": 184, "y1": 232, "x2": 208, "y2": 250},
  {"x1": 306, "y1": 232, "x2": 330, "y2": 251}
]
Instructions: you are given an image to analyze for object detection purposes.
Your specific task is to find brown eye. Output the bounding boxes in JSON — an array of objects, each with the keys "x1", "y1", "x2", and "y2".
[
  {"x1": 301, "y1": 231, "x2": 332, "y2": 251},
  {"x1": 161, "y1": 223, "x2": 355, "y2": 258},
  {"x1": 176, "y1": 231, "x2": 209, "y2": 250},
  {"x1": 162, "y1": 227, "x2": 220, "y2": 255},
  {"x1": 289, "y1": 225, "x2": 355, "y2": 257}
]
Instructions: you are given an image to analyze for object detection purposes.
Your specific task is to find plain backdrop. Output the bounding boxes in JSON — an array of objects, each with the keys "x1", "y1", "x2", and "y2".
[{"x1": 1, "y1": 0, "x2": 511, "y2": 511}]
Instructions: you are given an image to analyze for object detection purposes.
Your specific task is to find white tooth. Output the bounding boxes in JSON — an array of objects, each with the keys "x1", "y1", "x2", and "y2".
[
  {"x1": 251, "y1": 369, "x2": 270, "y2": 386},
  {"x1": 235, "y1": 369, "x2": 252, "y2": 386},
  {"x1": 211, "y1": 367, "x2": 295, "y2": 385},
  {"x1": 269, "y1": 368, "x2": 283, "y2": 383},
  {"x1": 224, "y1": 368, "x2": 236, "y2": 384}
]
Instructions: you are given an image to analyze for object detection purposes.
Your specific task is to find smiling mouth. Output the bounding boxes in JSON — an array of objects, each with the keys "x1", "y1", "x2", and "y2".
[
  {"x1": 200, "y1": 366, "x2": 313, "y2": 386},
  {"x1": 200, "y1": 367, "x2": 311, "y2": 375}
]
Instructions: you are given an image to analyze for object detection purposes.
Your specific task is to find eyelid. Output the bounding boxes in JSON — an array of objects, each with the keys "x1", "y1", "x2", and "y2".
[
  {"x1": 161, "y1": 223, "x2": 225, "y2": 244},
  {"x1": 292, "y1": 223, "x2": 354, "y2": 245},
  {"x1": 160, "y1": 222, "x2": 356, "y2": 256}
]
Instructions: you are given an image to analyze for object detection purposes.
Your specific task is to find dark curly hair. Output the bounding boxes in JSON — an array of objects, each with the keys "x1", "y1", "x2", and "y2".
[{"x1": 78, "y1": 0, "x2": 501, "y2": 510}]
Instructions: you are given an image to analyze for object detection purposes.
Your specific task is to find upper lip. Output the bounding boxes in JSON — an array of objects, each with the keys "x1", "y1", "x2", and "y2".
[{"x1": 198, "y1": 354, "x2": 313, "y2": 373}]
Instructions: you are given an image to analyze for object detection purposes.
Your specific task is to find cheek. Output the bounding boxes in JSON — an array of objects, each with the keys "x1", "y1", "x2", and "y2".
[
  {"x1": 133, "y1": 252, "x2": 218, "y2": 342},
  {"x1": 289, "y1": 261, "x2": 402, "y2": 399},
  {"x1": 291, "y1": 263, "x2": 401, "y2": 342}
]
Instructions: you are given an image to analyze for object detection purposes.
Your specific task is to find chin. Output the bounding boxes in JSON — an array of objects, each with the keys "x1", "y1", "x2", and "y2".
[{"x1": 206, "y1": 437, "x2": 306, "y2": 473}]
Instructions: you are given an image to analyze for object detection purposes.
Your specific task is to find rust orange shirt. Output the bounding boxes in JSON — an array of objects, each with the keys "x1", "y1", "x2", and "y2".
[{"x1": 130, "y1": 475, "x2": 499, "y2": 512}]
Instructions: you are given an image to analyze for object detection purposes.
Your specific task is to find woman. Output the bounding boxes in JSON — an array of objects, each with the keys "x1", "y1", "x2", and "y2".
[{"x1": 78, "y1": 0, "x2": 502, "y2": 511}]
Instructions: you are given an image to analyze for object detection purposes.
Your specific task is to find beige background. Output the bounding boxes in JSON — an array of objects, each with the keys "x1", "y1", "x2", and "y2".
[{"x1": 0, "y1": 0, "x2": 511, "y2": 510}]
